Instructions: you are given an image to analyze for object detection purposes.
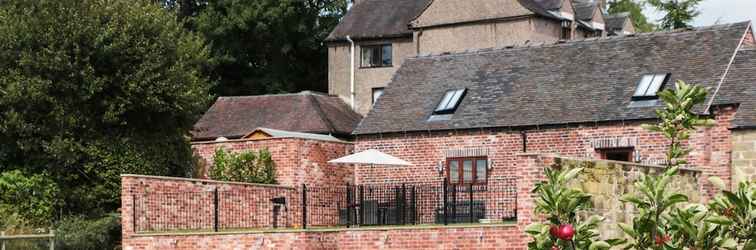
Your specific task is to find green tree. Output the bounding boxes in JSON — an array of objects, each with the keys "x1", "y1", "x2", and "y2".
[
  {"x1": 210, "y1": 148, "x2": 276, "y2": 184},
  {"x1": 0, "y1": 170, "x2": 60, "y2": 227},
  {"x1": 641, "y1": 81, "x2": 714, "y2": 168},
  {"x1": 0, "y1": 0, "x2": 212, "y2": 217},
  {"x1": 525, "y1": 168, "x2": 612, "y2": 250},
  {"x1": 647, "y1": 0, "x2": 703, "y2": 30},
  {"x1": 619, "y1": 81, "x2": 733, "y2": 249},
  {"x1": 607, "y1": 0, "x2": 656, "y2": 32},
  {"x1": 193, "y1": 0, "x2": 347, "y2": 96}
]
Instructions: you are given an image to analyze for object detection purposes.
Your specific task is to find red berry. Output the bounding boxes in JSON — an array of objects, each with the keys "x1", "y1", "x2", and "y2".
[
  {"x1": 549, "y1": 225, "x2": 560, "y2": 238},
  {"x1": 557, "y1": 224, "x2": 575, "y2": 240},
  {"x1": 551, "y1": 245, "x2": 560, "y2": 250}
]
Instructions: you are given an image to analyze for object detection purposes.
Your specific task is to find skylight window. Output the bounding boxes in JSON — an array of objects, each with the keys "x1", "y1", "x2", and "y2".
[
  {"x1": 633, "y1": 73, "x2": 669, "y2": 99},
  {"x1": 434, "y1": 89, "x2": 466, "y2": 114}
]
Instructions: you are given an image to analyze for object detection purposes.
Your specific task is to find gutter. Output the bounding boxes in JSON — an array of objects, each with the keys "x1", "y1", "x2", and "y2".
[
  {"x1": 705, "y1": 22, "x2": 752, "y2": 114},
  {"x1": 346, "y1": 35, "x2": 356, "y2": 109}
]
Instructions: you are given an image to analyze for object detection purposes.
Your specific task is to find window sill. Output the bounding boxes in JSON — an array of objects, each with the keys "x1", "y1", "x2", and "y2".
[{"x1": 359, "y1": 65, "x2": 393, "y2": 69}]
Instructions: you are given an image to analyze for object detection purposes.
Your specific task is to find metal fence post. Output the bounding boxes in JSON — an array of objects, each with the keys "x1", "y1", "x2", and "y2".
[
  {"x1": 213, "y1": 188, "x2": 219, "y2": 232},
  {"x1": 49, "y1": 229, "x2": 55, "y2": 250},
  {"x1": 358, "y1": 185, "x2": 364, "y2": 226},
  {"x1": 451, "y1": 183, "x2": 457, "y2": 223},
  {"x1": 411, "y1": 186, "x2": 417, "y2": 225},
  {"x1": 442, "y1": 179, "x2": 448, "y2": 225},
  {"x1": 302, "y1": 184, "x2": 307, "y2": 229},
  {"x1": 132, "y1": 194, "x2": 137, "y2": 233},
  {"x1": 346, "y1": 183, "x2": 351, "y2": 228},
  {"x1": 469, "y1": 183, "x2": 474, "y2": 223},
  {"x1": 401, "y1": 184, "x2": 407, "y2": 225}
]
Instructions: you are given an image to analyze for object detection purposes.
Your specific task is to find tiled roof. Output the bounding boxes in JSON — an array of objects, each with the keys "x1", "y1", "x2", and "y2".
[
  {"x1": 605, "y1": 12, "x2": 630, "y2": 32},
  {"x1": 716, "y1": 48, "x2": 756, "y2": 129},
  {"x1": 572, "y1": 0, "x2": 597, "y2": 21},
  {"x1": 325, "y1": 0, "x2": 431, "y2": 42},
  {"x1": 192, "y1": 91, "x2": 362, "y2": 141},
  {"x1": 354, "y1": 22, "x2": 755, "y2": 135},
  {"x1": 326, "y1": 0, "x2": 570, "y2": 42}
]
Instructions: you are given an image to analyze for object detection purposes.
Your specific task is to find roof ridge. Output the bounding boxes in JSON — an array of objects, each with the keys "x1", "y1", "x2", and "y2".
[
  {"x1": 218, "y1": 91, "x2": 331, "y2": 99},
  {"x1": 409, "y1": 21, "x2": 752, "y2": 60},
  {"x1": 307, "y1": 93, "x2": 337, "y2": 135}
]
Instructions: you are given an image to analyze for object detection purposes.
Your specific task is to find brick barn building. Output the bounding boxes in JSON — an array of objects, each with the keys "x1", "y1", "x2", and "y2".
[{"x1": 351, "y1": 22, "x2": 756, "y2": 196}]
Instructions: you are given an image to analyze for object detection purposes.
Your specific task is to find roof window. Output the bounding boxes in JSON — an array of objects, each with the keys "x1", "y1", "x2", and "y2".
[
  {"x1": 633, "y1": 73, "x2": 669, "y2": 99},
  {"x1": 434, "y1": 89, "x2": 466, "y2": 114}
]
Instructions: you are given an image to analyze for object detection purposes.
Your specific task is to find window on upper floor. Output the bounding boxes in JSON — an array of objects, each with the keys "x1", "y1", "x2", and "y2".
[
  {"x1": 447, "y1": 157, "x2": 488, "y2": 185},
  {"x1": 561, "y1": 20, "x2": 573, "y2": 40},
  {"x1": 433, "y1": 89, "x2": 466, "y2": 115},
  {"x1": 361, "y1": 44, "x2": 392, "y2": 68},
  {"x1": 372, "y1": 87, "x2": 384, "y2": 104},
  {"x1": 633, "y1": 73, "x2": 670, "y2": 100}
]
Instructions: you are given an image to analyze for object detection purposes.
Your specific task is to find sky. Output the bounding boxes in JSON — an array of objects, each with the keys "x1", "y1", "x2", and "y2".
[{"x1": 643, "y1": 0, "x2": 756, "y2": 27}]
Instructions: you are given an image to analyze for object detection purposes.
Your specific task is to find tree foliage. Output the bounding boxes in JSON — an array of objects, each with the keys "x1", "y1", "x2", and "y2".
[
  {"x1": 708, "y1": 177, "x2": 756, "y2": 248},
  {"x1": 0, "y1": 170, "x2": 60, "y2": 227},
  {"x1": 0, "y1": 0, "x2": 212, "y2": 217},
  {"x1": 525, "y1": 167, "x2": 612, "y2": 250},
  {"x1": 210, "y1": 148, "x2": 277, "y2": 184},
  {"x1": 617, "y1": 82, "x2": 740, "y2": 249},
  {"x1": 607, "y1": 0, "x2": 656, "y2": 32},
  {"x1": 193, "y1": 0, "x2": 347, "y2": 96},
  {"x1": 647, "y1": 0, "x2": 703, "y2": 30},
  {"x1": 641, "y1": 81, "x2": 714, "y2": 167}
]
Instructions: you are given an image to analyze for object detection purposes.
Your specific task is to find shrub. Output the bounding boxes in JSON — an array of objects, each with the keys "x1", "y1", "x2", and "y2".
[
  {"x1": 209, "y1": 148, "x2": 276, "y2": 184},
  {"x1": 55, "y1": 213, "x2": 121, "y2": 250},
  {"x1": 0, "y1": 170, "x2": 59, "y2": 227}
]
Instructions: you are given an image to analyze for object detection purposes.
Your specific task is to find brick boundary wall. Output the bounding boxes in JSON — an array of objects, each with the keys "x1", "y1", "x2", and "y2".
[
  {"x1": 122, "y1": 154, "x2": 702, "y2": 249},
  {"x1": 191, "y1": 137, "x2": 355, "y2": 187},
  {"x1": 123, "y1": 224, "x2": 525, "y2": 250}
]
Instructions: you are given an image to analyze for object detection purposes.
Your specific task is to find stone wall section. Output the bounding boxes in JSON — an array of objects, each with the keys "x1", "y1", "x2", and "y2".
[
  {"x1": 327, "y1": 38, "x2": 416, "y2": 115},
  {"x1": 732, "y1": 130, "x2": 756, "y2": 186},
  {"x1": 550, "y1": 157, "x2": 701, "y2": 239}
]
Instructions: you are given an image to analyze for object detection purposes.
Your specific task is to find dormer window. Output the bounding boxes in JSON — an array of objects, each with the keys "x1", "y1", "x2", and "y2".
[
  {"x1": 561, "y1": 20, "x2": 573, "y2": 40},
  {"x1": 633, "y1": 73, "x2": 670, "y2": 100},
  {"x1": 434, "y1": 89, "x2": 466, "y2": 114}
]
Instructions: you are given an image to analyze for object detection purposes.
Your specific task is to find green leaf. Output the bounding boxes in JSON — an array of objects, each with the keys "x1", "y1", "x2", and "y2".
[
  {"x1": 589, "y1": 241, "x2": 611, "y2": 250},
  {"x1": 618, "y1": 223, "x2": 637, "y2": 237},
  {"x1": 525, "y1": 223, "x2": 548, "y2": 235},
  {"x1": 704, "y1": 215, "x2": 734, "y2": 225},
  {"x1": 561, "y1": 167, "x2": 583, "y2": 182}
]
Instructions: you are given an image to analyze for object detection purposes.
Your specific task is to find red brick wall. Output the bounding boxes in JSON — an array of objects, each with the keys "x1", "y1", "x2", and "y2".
[
  {"x1": 744, "y1": 26, "x2": 755, "y2": 46},
  {"x1": 353, "y1": 106, "x2": 735, "y2": 198},
  {"x1": 122, "y1": 225, "x2": 525, "y2": 250},
  {"x1": 121, "y1": 176, "x2": 303, "y2": 239},
  {"x1": 191, "y1": 138, "x2": 355, "y2": 187}
]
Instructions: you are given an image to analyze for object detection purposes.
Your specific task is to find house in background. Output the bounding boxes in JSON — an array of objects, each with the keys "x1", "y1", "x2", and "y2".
[
  {"x1": 327, "y1": 0, "x2": 634, "y2": 115},
  {"x1": 605, "y1": 12, "x2": 636, "y2": 35}
]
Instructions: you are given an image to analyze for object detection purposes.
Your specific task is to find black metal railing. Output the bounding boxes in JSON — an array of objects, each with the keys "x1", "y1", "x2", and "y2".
[{"x1": 133, "y1": 177, "x2": 517, "y2": 233}]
